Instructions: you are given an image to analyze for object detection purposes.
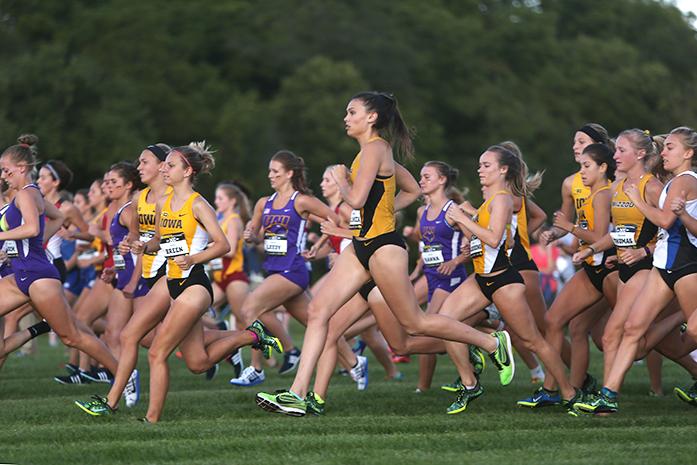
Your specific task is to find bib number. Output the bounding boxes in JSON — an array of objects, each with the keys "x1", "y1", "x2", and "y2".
[
  {"x1": 264, "y1": 233, "x2": 288, "y2": 256},
  {"x1": 139, "y1": 230, "x2": 156, "y2": 255},
  {"x1": 2, "y1": 240, "x2": 18, "y2": 258},
  {"x1": 469, "y1": 236, "x2": 483, "y2": 258},
  {"x1": 422, "y1": 244, "x2": 444, "y2": 267},
  {"x1": 349, "y1": 209, "x2": 362, "y2": 231},
  {"x1": 610, "y1": 224, "x2": 637, "y2": 247},
  {"x1": 160, "y1": 233, "x2": 189, "y2": 258},
  {"x1": 209, "y1": 257, "x2": 224, "y2": 271},
  {"x1": 113, "y1": 252, "x2": 126, "y2": 271}
]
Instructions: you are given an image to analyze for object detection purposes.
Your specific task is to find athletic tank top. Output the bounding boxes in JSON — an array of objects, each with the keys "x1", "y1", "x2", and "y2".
[
  {"x1": 159, "y1": 192, "x2": 208, "y2": 279},
  {"x1": 577, "y1": 185, "x2": 611, "y2": 266},
  {"x1": 45, "y1": 200, "x2": 63, "y2": 260},
  {"x1": 137, "y1": 187, "x2": 169, "y2": 278},
  {"x1": 110, "y1": 201, "x2": 137, "y2": 275},
  {"x1": 471, "y1": 191, "x2": 512, "y2": 275},
  {"x1": 610, "y1": 176, "x2": 658, "y2": 249},
  {"x1": 508, "y1": 197, "x2": 533, "y2": 265},
  {"x1": 572, "y1": 172, "x2": 591, "y2": 219},
  {"x1": 215, "y1": 212, "x2": 244, "y2": 279},
  {"x1": 262, "y1": 191, "x2": 307, "y2": 272},
  {"x1": 653, "y1": 171, "x2": 697, "y2": 271},
  {"x1": 420, "y1": 200, "x2": 467, "y2": 276},
  {"x1": 349, "y1": 137, "x2": 396, "y2": 239},
  {"x1": 0, "y1": 184, "x2": 51, "y2": 273}
]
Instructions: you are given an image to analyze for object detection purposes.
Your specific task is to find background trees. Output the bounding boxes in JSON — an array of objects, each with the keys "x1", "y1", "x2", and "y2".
[{"x1": 1, "y1": 0, "x2": 696, "y2": 211}]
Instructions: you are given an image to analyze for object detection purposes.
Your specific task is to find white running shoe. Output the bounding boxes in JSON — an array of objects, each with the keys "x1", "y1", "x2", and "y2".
[
  {"x1": 124, "y1": 369, "x2": 140, "y2": 408},
  {"x1": 229, "y1": 366, "x2": 266, "y2": 387},
  {"x1": 349, "y1": 355, "x2": 369, "y2": 391}
]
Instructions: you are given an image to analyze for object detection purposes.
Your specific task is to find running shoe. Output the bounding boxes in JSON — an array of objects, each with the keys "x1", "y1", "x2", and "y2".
[
  {"x1": 227, "y1": 348, "x2": 245, "y2": 378},
  {"x1": 205, "y1": 363, "x2": 219, "y2": 381},
  {"x1": 279, "y1": 348, "x2": 301, "y2": 375},
  {"x1": 82, "y1": 367, "x2": 114, "y2": 384},
  {"x1": 349, "y1": 355, "x2": 369, "y2": 391},
  {"x1": 674, "y1": 381, "x2": 697, "y2": 407},
  {"x1": 517, "y1": 387, "x2": 562, "y2": 408},
  {"x1": 469, "y1": 344, "x2": 486, "y2": 376},
  {"x1": 441, "y1": 377, "x2": 462, "y2": 392},
  {"x1": 391, "y1": 354, "x2": 411, "y2": 364},
  {"x1": 74, "y1": 395, "x2": 115, "y2": 416},
  {"x1": 124, "y1": 369, "x2": 140, "y2": 408},
  {"x1": 255, "y1": 389, "x2": 307, "y2": 416},
  {"x1": 229, "y1": 366, "x2": 265, "y2": 387},
  {"x1": 564, "y1": 389, "x2": 584, "y2": 417},
  {"x1": 386, "y1": 371, "x2": 404, "y2": 381},
  {"x1": 446, "y1": 382, "x2": 484, "y2": 414},
  {"x1": 306, "y1": 391, "x2": 325, "y2": 416},
  {"x1": 488, "y1": 330, "x2": 515, "y2": 386},
  {"x1": 246, "y1": 320, "x2": 284, "y2": 358},
  {"x1": 64, "y1": 363, "x2": 79, "y2": 375},
  {"x1": 54, "y1": 372, "x2": 91, "y2": 385},
  {"x1": 574, "y1": 391, "x2": 618, "y2": 414}
]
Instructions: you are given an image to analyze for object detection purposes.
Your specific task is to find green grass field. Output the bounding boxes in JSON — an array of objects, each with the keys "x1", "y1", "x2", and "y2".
[{"x1": 2, "y1": 330, "x2": 697, "y2": 465}]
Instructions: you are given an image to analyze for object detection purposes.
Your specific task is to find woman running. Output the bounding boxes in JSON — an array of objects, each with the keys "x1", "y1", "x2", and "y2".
[{"x1": 256, "y1": 91, "x2": 514, "y2": 417}]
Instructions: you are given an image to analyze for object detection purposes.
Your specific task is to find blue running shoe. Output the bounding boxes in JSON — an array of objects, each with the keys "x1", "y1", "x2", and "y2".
[
  {"x1": 517, "y1": 386, "x2": 561, "y2": 408},
  {"x1": 352, "y1": 339, "x2": 367, "y2": 356}
]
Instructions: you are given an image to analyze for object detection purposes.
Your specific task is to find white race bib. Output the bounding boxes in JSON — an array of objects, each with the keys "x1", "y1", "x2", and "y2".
[
  {"x1": 139, "y1": 231, "x2": 156, "y2": 255},
  {"x1": 422, "y1": 244, "x2": 444, "y2": 267},
  {"x1": 209, "y1": 257, "x2": 224, "y2": 271},
  {"x1": 113, "y1": 251, "x2": 126, "y2": 271},
  {"x1": 160, "y1": 233, "x2": 189, "y2": 257},
  {"x1": 2, "y1": 240, "x2": 18, "y2": 258},
  {"x1": 349, "y1": 209, "x2": 362, "y2": 230},
  {"x1": 610, "y1": 224, "x2": 637, "y2": 247},
  {"x1": 469, "y1": 236, "x2": 483, "y2": 258},
  {"x1": 264, "y1": 233, "x2": 288, "y2": 256}
]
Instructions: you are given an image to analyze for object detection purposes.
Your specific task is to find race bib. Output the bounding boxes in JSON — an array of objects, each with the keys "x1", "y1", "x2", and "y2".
[
  {"x1": 139, "y1": 230, "x2": 156, "y2": 255},
  {"x1": 160, "y1": 232, "x2": 189, "y2": 257},
  {"x1": 113, "y1": 251, "x2": 126, "y2": 271},
  {"x1": 2, "y1": 240, "x2": 18, "y2": 258},
  {"x1": 610, "y1": 224, "x2": 637, "y2": 247},
  {"x1": 349, "y1": 209, "x2": 362, "y2": 230},
  {"x1": 469, "y1": 236, "x2": 483, "y2": 258},
  {"x1": 264, "y1": 233, "x2": 288, "y2": 256},
  {"x1": 422, "y1": 244, "x2": 444, "y2": 267},
  {"x1": 209, "y1": 257, "x2": 224, "y2": 271}
]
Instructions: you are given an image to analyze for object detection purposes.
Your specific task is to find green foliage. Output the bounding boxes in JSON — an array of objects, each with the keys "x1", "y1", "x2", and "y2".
[{"x1": 1, "y1": 0, "x2": 696, "y2": 210}]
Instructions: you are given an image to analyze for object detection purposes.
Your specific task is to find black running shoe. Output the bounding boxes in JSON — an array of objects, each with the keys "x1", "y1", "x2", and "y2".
[
  {"x1": 279, "y1": 348, "x2": 301, "y2": 375},
  {"x1": 54, "y1": 372, "x2": 91, "y2": 385}
]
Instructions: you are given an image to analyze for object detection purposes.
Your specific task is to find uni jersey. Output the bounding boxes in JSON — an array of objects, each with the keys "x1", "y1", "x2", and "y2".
[
  {"x1": 653, "y1": 171, "x2": 697, "y2": 271},
  {"x1": 349, "y1": 137, "x2": 396, "y2": 239},
  {"x1": 137, "y1": 187, "x2": 169, "y2": 278},
  {"x1": 419, "y1": 200, "x2": 464, "y2": 271},
  {"x1": 159, "y1": 192, "x2": 208, "y2": 279},
  {"x1": 262, "y1": 191, "x2": 307, "y2": 272},
  {"x1": 610, "y1": 176, "x2": 657, "y2": 249},
  {"x1": 0, "y1": 184, "x2": 53, "y2": 273},
  {"x1": 213, "y1": 212, "x2": 244, "y2": 281},
  {"x1": 508, "y1": 197, "x2": 533, "y2": 265},
  {"x1": 577, "y1": 185, "x2": 611, "y2": 266},
  {"x1": 572, "y1": 172, "x2": 591, "y2": 219},
  {"x1": 110, "y1": 202, "x2": 137, "y2": 278},
  {"x1": 470, "y1": 191, "x2": 512, "y2": 275}
]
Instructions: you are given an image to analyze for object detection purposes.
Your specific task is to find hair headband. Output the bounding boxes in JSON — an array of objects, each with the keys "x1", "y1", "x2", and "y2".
[
  {"x1": 146, "y1": 144, "x2": 168, "y2": 161},
  {"x1": 44, "y1": 162, "x2": 60, "y2": 184},
  {"x1": 579, "y1": 125, "x2": 605, "y2": 144}
]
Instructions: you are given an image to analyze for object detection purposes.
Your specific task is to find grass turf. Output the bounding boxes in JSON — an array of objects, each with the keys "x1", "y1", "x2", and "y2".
[{"x1": 2, "y1": 333, "x2": 696, "y2": 465}]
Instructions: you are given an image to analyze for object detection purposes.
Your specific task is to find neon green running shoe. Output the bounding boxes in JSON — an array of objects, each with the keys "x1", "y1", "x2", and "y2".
[
  {"x1": 306, "y1": 391, "x2": 325, "y2": 416},
  {"x1": 256, "y1": 389, "x2": 306, "y2": 416},
  {"x1": 469, "y1": 345, "x2": 486, "y2": 376},
  {"x1": 674, "y1": 381, "x2": 697, "y2": 407},
  {"x1": 488, "y1": 330, "x2": 515, "y2": 386},
  {"x1": 74, "y1": 395, "x2": 115, "y2": 416},
  {"x1": 446, "y1": 383, "x2": 484, "y2": 414},
  {"x1": 440, "y1": 377, "x2": 463, "y2": 392},
  {"x1": 574, "y1": 391, "x2": 618, "y2": 414},
  {"x1": 247, "y1": 320, "x2": 284, "y2": 359}
]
